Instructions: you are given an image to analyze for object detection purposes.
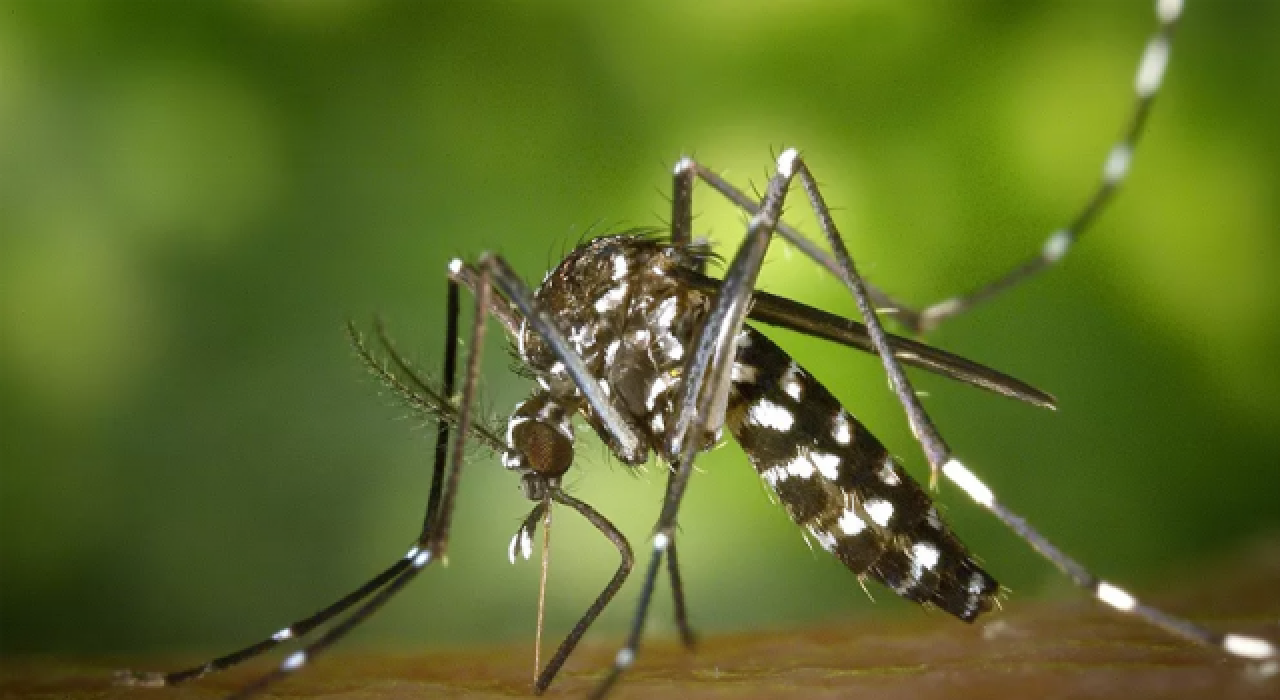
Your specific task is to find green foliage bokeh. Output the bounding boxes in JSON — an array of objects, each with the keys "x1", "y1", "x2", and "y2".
[{"x1": 2, "y1": 0, "x2": 1278, "y2": 659}]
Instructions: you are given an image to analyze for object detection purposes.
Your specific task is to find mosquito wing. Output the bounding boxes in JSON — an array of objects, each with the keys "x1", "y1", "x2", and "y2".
[{"x1": 676, "y1": 268, "x2": 1055, "y2": 410}]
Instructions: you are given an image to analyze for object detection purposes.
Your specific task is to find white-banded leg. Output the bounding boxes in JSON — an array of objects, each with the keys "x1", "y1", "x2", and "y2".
[
  {"x1": 782, "y1": 144, "x2": 1277, "y2": 669},
  {"x1": 113, "y1": 273, "x2": 496, "y2": 696},
  {"x1": 111, "y1": 553, "x2": 418, "y2": 689},
  {"x1": 590, "y1": 149, "x2": 802, "y2": 700},
  {"x1": 214, "y1": 265, "x2": 497, "y2": 700},
  {"x1": 870, "y1": 0, "x2": 1184, "y2": 333},
  {"x1": 112, "y1": 283, "x2": 471, "y2": 690},
  {"x1": 659, "y1": 157, "x2": 710, "y2": 651}
]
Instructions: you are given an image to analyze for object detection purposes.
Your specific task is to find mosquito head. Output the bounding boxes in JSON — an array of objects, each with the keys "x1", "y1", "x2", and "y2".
[
  {"x1": 510, "y1": 418, "x2": 574, "y2": 478},
  {"x1": 504, "y1": 393, "x2": 576, "y2": 488}
]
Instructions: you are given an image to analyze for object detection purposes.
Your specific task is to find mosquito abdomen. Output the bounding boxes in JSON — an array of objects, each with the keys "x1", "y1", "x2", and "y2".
[{"x1": 725, "y1": 325, "x2": 998, "y2": 621}]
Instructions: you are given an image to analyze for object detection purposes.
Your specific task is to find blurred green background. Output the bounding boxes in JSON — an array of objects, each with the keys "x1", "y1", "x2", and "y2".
[{"x1": 2, "y1": 0, "x2": 1278, "y2": 662}]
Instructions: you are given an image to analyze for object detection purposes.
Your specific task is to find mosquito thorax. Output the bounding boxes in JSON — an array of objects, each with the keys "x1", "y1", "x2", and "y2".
[{"x1": 516, "y1": 235, "x2": 715, "y2": 466}]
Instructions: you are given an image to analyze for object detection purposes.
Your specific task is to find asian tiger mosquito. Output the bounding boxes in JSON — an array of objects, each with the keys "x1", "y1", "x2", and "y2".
[{"x1": 116, "y1": 0, "x2": 1277, "y2": 697}]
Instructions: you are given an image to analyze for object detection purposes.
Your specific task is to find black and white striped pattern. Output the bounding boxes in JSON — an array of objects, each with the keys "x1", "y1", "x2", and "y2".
[
  {"x1": 939, "y1": 454, "x2": 1278, "y2": 666},
  {"x1": 725, "y1": 326, "x2": 997, "y2": 620},
  {"x1": 880, "y1": 0, "x2": 1186, "y2": 334}
]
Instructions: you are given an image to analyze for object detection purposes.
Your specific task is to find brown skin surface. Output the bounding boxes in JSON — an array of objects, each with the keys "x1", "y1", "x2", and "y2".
[{"x1": 7, "y1": 542, "x2": 1278, "y2": 700}]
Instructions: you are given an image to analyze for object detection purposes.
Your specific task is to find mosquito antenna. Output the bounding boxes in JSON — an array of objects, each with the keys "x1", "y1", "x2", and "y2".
[
  {"x1": 349, "y1": 316, "x2": 506, "y2": 453},
  {"x1": 534, "y1": 500, "x2": 553, "y2": 684}
]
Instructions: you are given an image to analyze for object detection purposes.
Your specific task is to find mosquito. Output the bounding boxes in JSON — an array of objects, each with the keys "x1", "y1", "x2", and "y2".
[{"x1": 116, "y1": 0, "x2": 1276, "y2": 697}]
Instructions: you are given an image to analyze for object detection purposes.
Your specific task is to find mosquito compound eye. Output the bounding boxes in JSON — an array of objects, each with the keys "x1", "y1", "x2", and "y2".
[{"x1": 511, "y1": 419, "x2": 574, "y2": 478}]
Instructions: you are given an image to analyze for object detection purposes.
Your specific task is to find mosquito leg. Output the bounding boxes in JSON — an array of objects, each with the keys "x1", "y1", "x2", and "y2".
[
  {"x1": 673, "y1": 138, "x2": 1275, "y2": 669},
  {"x1": 589, "y1": 546, "x2": 665, "y2": 700},
  {"x1": 425, "y1": 263, "x2": 491, "y2": 557},
  {"x1": 425, "y1": 280, "x2": 460, "y2": 533},
  {"x1": 689, "y1": 161, "x2": 849, "y2": 280},
  {"x1": 218, "y1": 263, "x2": 497, "y2": 700},
  {"x1": 113, "y1": 557, "x2": 414, "y2": 688},
  {"x1": 591, "y1": 151, "x2": 800, "y2": 699},
  {"x1": 660, "y1": 466, "x2": 696, "y2": 649},
  {"x1": 687, "y1": 159, "x2": 906, "y2": 325},
  {"x1": 665, "y1": 152, "x2": 799, "y2": 464},
  {"x1": 220, "y1": 551, "x2": 428, "y2": 700},
  {"x1": 816, "y1": 0, "x2": 1183, "y2": 333},
  {"x1": 682, "y1": 2, "x2": 1182, "y2": 335},
  {"x1": 784, "y1": 150, "x2": 1277, "y2": 667},
  {"x1": 671, "y1": 156, "x2": 695, "y2": 247},
  {"x1": 447, "y1": 260, "x2": 522, "y2": 339},
  {"x1": 666, "y1": 538, "x2": 696, "y2": 649},
  {"x1": 531, "y1": 489, "x2": 634, "y2": 695},
  {"x1": 363, "y1": 284, "x2": 464, "y2": 535},
  {"x1": 663, "y1": 160, "x2": 702, "y2": 650},
  {"x1": 908, "y1": 0, "x2": 1181, "y2": 332},
  {"x1": 116, "y1": 280, "x2": 474, "y2": 690}
]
